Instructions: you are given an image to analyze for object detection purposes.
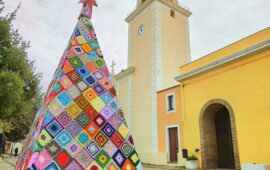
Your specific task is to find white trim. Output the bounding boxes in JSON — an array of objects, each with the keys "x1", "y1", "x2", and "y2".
[
  {"x1": 150, "y1": 1, "x2": 161, "y2": 153},
  {"x1": 128, "y1": 25, "x2": 132, "y2": 67},
  {"x1": 175, "y1": 39, "x2": 270, "y2": 82},
  {"x1": 166, "y1": 93, "x2": 176, "y2": 113},
  {"x1": 155, "y1": 3, "x2": 163, "y2": 91},
  {"x1": 184, "y1": 17, "x2": 191, "y2": 62},
  {"x1": 127, "y1": 74, "x2": 133, "y2": 130},
  {"x1": 126, "y1": 0, "x2": 192, "y2": 23},
  {"x1": 113, "y1": 67, "x2": 135, "y2": 80},
  {"x1": 166, "y1": 125, "x2": 181, "y2": 162}
]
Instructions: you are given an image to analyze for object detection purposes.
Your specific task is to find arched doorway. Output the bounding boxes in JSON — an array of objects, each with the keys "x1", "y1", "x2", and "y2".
[{"x1": 199, "y1": 99, "x2": 240, "y2": 169}]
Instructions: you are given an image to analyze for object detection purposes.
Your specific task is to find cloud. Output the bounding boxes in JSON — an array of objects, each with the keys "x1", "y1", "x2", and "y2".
[
  {"x1": 181, "y1": 0, "x2": 270, "y2": 59},
  {"x1": 4, "y1": 0, "x2": 270, "y2": 91},
  {"x1": 4, "y1": 0, "x2": 136, "y2": 91}
]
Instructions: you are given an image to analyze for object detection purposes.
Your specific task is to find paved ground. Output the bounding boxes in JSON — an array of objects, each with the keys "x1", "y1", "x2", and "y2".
[
  {"x1": 0, "y1": 156, "x2": 165, "y2": 170},
  {"x1": 0, "y1": 157, "x2": 167, "y2": 170},
  {"x1": 144, "y1": 168, "x2": 176, "y2": 170},
  {"x1": 0, "y1": 155, "x2": 17, "y2": 170},
  {"x1": 0, "y1": 158, "x2": 165, "y2": 170},
  {"x1": 0, "y1": 161, "x2": 161, "y2": 170},
  {"x1": 144, "y1": 168, "x2": 169, "y2": 170},
  {"x1": 0, "y1": 159, "x2": 233, "y2": 170}
]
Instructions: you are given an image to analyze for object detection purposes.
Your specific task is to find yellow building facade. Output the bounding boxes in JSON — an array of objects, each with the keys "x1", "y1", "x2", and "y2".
[
  {"x1": 114, "y1": 0, "x2": 270, "y2": 168},
  {"x1": 175, "y1": 28, "x2": 270, "y2": 169}
]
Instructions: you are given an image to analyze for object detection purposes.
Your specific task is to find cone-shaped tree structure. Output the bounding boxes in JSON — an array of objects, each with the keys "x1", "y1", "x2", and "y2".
[{"x1": 16, "y1": 2, "x2": 142, "y2": 170}]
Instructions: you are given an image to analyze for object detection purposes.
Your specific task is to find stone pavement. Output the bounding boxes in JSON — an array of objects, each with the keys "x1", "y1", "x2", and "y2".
[
  {"x1": 0, "y1": 156, "x2": 233, "y2": 170},
  {"x1": 143, "y1": 168, "x2": 186, "y2": 170},
  {"x1": 142, "y1": 163, "x2": 185, "y2": 170},
  {"x1": 0, "y1": 155, "x2": 17, "y2": 170},
  {"x1": 144, "y1": 168, "x2": 171, "y2": 170},
  {"x1": 0, "y1": 157, "x2": 169, "y2": 170},
  {"x1": 0, "y1": 156, "x2": 167, "y2": 170}
]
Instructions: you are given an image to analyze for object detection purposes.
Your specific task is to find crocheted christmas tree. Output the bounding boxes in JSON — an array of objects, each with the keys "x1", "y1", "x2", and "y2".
[{"x1": 16, "y1": 1, "x2": 142, "y2": 169}]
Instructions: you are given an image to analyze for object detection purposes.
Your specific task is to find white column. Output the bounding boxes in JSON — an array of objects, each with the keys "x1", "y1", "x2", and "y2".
[{"x1": 151, "y1": 1, "x2": 162, "y2": 153}]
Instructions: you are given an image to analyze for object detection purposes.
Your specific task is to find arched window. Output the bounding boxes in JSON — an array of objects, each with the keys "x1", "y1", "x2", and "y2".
[{"x1": 170, "y1": 10, "x2": 175, "y2": 18}]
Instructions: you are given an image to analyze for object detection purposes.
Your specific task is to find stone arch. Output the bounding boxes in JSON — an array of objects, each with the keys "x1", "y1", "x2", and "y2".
[{"x1": 199, "y1": 99, "x2": 240, "y2": 169}]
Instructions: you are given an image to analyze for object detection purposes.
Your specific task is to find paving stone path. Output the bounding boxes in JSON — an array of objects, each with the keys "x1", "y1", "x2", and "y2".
[
  {"x1": 0, "y1": 155, "x2": 17, "y2": 170},
  {"x1": 0, "y1": 155, "x2": 233, "y2": 170}
]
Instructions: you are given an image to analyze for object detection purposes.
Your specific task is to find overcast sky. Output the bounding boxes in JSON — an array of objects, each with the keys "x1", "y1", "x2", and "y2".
[{"x1": 4, "y1": 0, "x2": 270, "y2": 91}]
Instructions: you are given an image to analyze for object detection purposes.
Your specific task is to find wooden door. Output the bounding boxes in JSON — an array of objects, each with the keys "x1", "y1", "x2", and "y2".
[
  {"x1": 169, "y1": 127, "x2": 179, "y2": 162},
  {"x1": 215, "y1": 108, "x2": 235, "y2": 168}
]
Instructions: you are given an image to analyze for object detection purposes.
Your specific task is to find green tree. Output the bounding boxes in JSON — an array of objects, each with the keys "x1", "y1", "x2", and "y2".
[
  {"x1": 0, "y1": 71, "x2": 25, "y2": 118},
  {"x1": 0, "y1": 0, "x2": 42, "y2": 142}
]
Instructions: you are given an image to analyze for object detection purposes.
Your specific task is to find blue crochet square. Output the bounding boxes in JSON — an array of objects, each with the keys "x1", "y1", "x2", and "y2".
[
  {"x1": 55, "y1": 130, "x2": 72, "y2": 147},
  {"x1": 113, "y1": 150, "x2": 126, "y2": 168},
  {"x1": 76, "y1": 66, "x2": 90, "y2": 78},
  {"x1": 77, "y1": 131, "x2": 90, "y2": 145},
  {"x1": 99, "y1": 92, "x2": 114, "y2": 105},
  {"x1": 43, "y1": 111, "x2": 54, "y2": 127},
  {"x1": 45, "y1": 119, "x2": 63, "y2": 137},
  {"x1": 44, "y1": 162, "x2": 59, "y2": 170},
  {"x1": 57, "y1": 91, "x2": 72, "y2": 106},
  {"x1": 87, "y1": 51, "x2": 99, "y2": 60},
  {"x1": 93, "y1": 83, "x2": 105, "y2": 95},
  {"x1": 85, "y1": 75, "x2": 96, "y2": 86},
  {"x1": 101, "y1": 123, "x2": 115, "y2": 138}
]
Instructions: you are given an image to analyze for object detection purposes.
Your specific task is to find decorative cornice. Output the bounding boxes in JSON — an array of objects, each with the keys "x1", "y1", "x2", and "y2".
[
  {"x1": 157, "y1": 84, "x2": 180, "y2": 93},
  {"x1": 126, "y1": 0, "x2": 191, "y2": 23},
  {"x1": 113, "y1": 67, "x2": 135, "y2": 80},
  {"x1": 175, "y1": 39, "x2": 270, "y2": 82},
  {"x1": 127, "y1": 75, "x2": 133, "y2": 130}
]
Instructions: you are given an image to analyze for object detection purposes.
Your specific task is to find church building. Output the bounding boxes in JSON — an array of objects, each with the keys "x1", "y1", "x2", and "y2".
[
  {"x1": 175, "y1": 27, "x2": 270, "y2": 169},
  {"x1": 113, "y1": 0, "x2": 191, "y2": 165},
  {"x1": 113, "y1": 0, "x2": 270, "y2": 169}
]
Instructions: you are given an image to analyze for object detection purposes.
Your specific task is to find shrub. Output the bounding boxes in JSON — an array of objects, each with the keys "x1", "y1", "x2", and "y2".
[{"x1": 187, "y1": 155, "x2": 198, "y2": 161}]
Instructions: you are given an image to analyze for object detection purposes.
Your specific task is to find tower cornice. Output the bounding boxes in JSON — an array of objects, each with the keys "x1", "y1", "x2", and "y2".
[
  {"x1": 113, "y1": 67, "x2": 135, "y2": 80},
  {"x1": 126, "y1": 0, "x2": 192, "y2": 23}
]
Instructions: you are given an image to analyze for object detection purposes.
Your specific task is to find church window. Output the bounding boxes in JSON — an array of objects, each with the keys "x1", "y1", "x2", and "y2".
[
  {"x1": 138, "y1": 25, "x2": 145, "y2": 35},
  {"x1": 166, "y1": 93, "x2": 175, "y2": 113},
  {"x1": 171, "y1": 10, "x2": 175, "y2": 18}
]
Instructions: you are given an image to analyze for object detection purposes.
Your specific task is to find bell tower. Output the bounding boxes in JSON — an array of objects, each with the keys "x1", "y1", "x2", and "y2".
[
  {"x1": 137, "y1": 0, "x2": 145, "y2": 6},
  {"x1": 114, "y1": 0, "x2": 192, "y2": 165},
  {"x1": 127, "y1": 0, "x2": 192, "y2": 91},
  {"x1": 138, "y1": 0, "x2": 179, "y2": 6}
]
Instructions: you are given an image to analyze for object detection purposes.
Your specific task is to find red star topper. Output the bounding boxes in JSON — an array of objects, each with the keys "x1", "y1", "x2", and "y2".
[{"x1": 79, "y1": 0, "x2": 97, "y2": 18}]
